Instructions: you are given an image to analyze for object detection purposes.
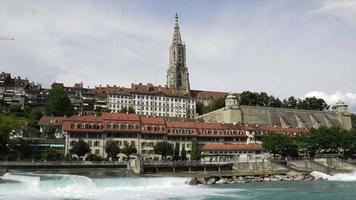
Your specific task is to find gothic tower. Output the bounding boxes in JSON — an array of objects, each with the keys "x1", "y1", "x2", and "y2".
[{"x1": 166, "y1": 14, "x2": 190, "y2": 95}]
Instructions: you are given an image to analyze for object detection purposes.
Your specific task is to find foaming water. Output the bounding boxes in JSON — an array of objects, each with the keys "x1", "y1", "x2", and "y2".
[
  {"x1": 311, "y1": 171, "x2": 356, "y2": 181},
  {"x1": 0, "y1": 172, "x2": 240, "y2": 200}
]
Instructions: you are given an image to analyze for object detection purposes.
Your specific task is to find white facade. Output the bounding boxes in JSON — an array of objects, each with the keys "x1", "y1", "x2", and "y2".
[{"x1": 108, "y1": 93, "x2": 196, "y2": 118}]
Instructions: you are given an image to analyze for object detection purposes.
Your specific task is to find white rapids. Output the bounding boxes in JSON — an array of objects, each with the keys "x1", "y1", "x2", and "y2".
[
  {"x1": 311, "y1": 171, "x2": 356, "y2": 181},
  {"x1": 0, "y1": 172, "x2": 241, "y2": 200}
]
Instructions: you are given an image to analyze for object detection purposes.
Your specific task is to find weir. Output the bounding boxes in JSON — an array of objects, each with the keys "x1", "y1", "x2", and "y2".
[{"x1": 0, "y1": 161, "x2": 127, "y2": 170}]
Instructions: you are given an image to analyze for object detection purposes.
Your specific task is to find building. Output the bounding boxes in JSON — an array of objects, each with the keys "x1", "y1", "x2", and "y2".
[
  {"x1": 201, "y1": 143, "x2": 266, "y2": 162},
  {"x1": 197, "y1": 93, "x2": 353, "y2": 130},
  {"x1": 105, "y1": 83, "x2": 196, "y2": 118},
  {"x1": 38, "y1": 116, "x2": 68, "y2": 138},
  {"x1": 59, "y1": 112, "x2": 309, "y2": 160},
  {"x1": 166, "y1": 14, "x2": 190, "y2": 95},
  {"x1": 51, "y1": 82, "x2": 98, "y2": 114},
  {"x1": 0, "y1": 72, "x2": 44, "y2": 108}
]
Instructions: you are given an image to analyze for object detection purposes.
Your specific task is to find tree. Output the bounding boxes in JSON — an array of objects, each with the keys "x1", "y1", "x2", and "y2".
[
  {"x1": 86, "y1": 154, "x2": 104, "y2": 161},
  {"x1": 282, "y1": 96, "x2": 298, "y2": 109},
  {"x1": 173, "y1": 142, "x2": 180, "y2": 161},
  {"x1": 70, "y1": 140, "x2": 90, "y2": 159},
  {"x1": 12, "y1": 139, "x2": 32, "y2": 160},
  {"x1": 268, "y1": 96, "x2": 282, "y2": 108},
  {"x1": 190, "y1": 137, "x2": 200, "y2": 160},
  {"x1": 196, "y1": 101, "x2": 204, "y2": 115},
  {"x1": 105, "y1": 141, "x2": 120, "y2": 160},
  {"x1": 45, "y1": 87, "x2": 74, "y2": 116},
  {"x1": 257, "y1": 92, "x2": 269, "y2": 106},
  {"x1": 43, "y1": 124, "x2": 57, "y2": 139},
  {"x1": 240, "y1": 91, "x2": 259, "y2": 106},
  {"x1": 27, "y1": 108, "x2": 44, "y2": 128},
  {"x1": 96, "y1": 107, "x2": 111, "y2": 115},
  {"x1": 153, "y1": 141, "x2": 174, "y2": 160},
  {"x1": 0, "y1": 114, "x2": 24, "y2": 158},
  {"x1": 122, "y1": 143, "x2": 137, "y2": 160},
  {"x1": 261, "y1": 133, "x2": 298, "y2": 159},
  {"x1": 351, "y1": 114, "x2": 356, "y2": 128},
  {"x1": 180, "y1": 145, "x2": 187, "y2": 161},
  {"x1": 42, "y1": 148, "x2": 63, "y2": 161},
  {"x1": 341, "y1": 129, "x2": 356, "y2": 159}
]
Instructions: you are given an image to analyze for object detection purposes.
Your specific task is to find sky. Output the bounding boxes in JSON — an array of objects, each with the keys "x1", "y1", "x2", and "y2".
[{"x1": 0, "y1": 0, "x2": 355, "y2": 112}]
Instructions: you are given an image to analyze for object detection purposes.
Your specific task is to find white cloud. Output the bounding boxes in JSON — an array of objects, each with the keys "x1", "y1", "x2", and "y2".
[
  {"x1": 305, "y1": 91, "x2": 356, "y2": 113},
  {"x1": 0, "y1": 1, "x2": 355, "y2": 99},
  {"x1": 311, "y1": 0, "x2": 356, "y2": 27}
]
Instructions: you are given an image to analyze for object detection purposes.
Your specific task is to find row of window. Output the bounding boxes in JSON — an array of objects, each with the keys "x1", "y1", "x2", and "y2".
[
  {"x1": 71, "y1": 123, "x2": 102, "y2": 129},
  {"x1": 108, "y1": 94, "x2": 194, "y2": 104},
  {"x1": 198, "y1": 129, "x2": 246, "y2": 135}
]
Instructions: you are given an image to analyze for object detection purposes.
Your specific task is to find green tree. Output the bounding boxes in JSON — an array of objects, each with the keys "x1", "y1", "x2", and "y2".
[
  {"x1": 240, "y1": 91, "x2": 259, "y2": 106},
  {"x1": 282, "y1": 96, "x2": 298, "y2": 108},
  {"x1": 180, "y1": 145, "x2": 187, "y2": 161},
  {"x1": 261, "y1": 133, "x2": 298, "y2": 159},
  {"x1": 86, "y1": 154, "x2": 104, "y2": 161},
  {"x1": 202, "y1": 96, "x2": 226, "y2": 114},
  {"x1": 173, "y1": 142, "x2": 180, "y2": 161},
  {"x1": 96, "y1": 107, "x2": 111, "y2": 115},
  {"x1": 45, "y1": 87, "x2": 74, "y2": 116},
  {"x1": 196, "y1": 101, "x2": 204, "y2": 115},
  {"x1": 341, "y1": 129, "x2": 356, "y2": 158},
  {"x1": 0, "y1": 114, "x2": 24, "y2": 158},
  {"x1": 350, "y1": 114, "x2": 356, "y2": 129},
  {"x1": 27, "y1": 108, "x2": 44, "y2": 128},
  {"x1": 190, "y1": 137, "x2": 200, "y2": 160},
  {"x1": 70, "y1": 140, "x2": 90, "y2": 159},
  {"x1": 268, "y1": 96, "x2": 282, "y2": 108},
  {"x1": 42, "y1": 148, "x2": 63, "y2": 161},
  {"x1": 258, "y1": 92, "x2": 270, "y2": 106},
  {"x1": 105, "y1": 141, "x2": 120, "y2": 160},
  {"x1": 153, "y1": 141, "x2": 174, "y2": 160},
  {"x1": 122, "y1": 143, "x2": 137, "y2": 160},
  {"x1": 43, "y1": 124, "x2": 57, "y2": 139}
]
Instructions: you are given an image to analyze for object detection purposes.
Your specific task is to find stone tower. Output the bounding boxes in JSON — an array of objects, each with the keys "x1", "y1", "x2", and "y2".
[{"x1": 166, "y1": 14, "x2": 190, "y2": 95}]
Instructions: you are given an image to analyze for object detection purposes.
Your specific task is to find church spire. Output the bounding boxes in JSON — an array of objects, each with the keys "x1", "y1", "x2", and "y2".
[
  {"x1": 172, "y1": 13, "x2": 182, "y2": 45},
  {"x1": 167, "y1": 13, "x2": 190, "y2": 95}
]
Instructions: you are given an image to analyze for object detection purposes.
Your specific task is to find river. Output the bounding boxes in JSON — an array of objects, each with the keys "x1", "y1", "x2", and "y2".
[{"x1": 1, "y1": 171, "x2": 356, "y2": 200}]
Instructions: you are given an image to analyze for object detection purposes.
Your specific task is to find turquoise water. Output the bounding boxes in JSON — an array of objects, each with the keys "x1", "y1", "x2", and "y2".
[{"x1": 1, "y1": 172, "x2": 356, "y2": 200}]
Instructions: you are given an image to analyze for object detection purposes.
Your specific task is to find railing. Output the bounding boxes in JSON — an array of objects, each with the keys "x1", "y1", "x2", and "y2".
[
  {"x1": 0, "y1": 161, "x2": 127, "y2": 166},
  {"x1": 142, "y1": 160, "x2": 232, "y2": 167}
]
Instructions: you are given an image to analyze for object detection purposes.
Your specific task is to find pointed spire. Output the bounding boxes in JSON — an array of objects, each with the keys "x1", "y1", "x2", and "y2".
[
  {"x1": 175, "y1": 13, "x2": 179, "y2": 26},
  {"x1": 172, "y1": 13, "x2": 182, "y2": 45}
]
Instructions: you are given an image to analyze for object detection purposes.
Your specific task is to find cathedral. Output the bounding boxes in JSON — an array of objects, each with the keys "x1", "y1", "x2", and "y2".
[{"x1": 166, "y1": 14, "x2": 190, "y2": 95}]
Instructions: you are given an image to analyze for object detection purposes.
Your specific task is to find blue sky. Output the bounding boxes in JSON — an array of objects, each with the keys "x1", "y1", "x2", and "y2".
[{"x1": 0, "y1": 0, "x2": 355, "y2": 112}]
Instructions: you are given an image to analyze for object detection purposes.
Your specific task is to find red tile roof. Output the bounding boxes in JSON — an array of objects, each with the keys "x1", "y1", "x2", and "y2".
[
  {"x1": 166, "y1": 121, "x2": 198, "y2": 128},
  {"x1": 201, "y1": 143, "x2": 263, "y2": 151},
  {"x1": 191, "y1": 90, "x2": 231, "y2": 99},
  {"x1": 38, "y1": 117, "x2": 68, "y2": 126},
  {"x1": 141, "y1": 116, "x2": 166, "y2": 125},
  {"x1": 101, "y1": 112, "x2": 140, "y2": 121}
]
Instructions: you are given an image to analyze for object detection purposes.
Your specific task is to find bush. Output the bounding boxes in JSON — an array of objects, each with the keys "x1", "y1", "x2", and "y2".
[
  {"x1": 86, "y1": 154, "x2": 104, "y2": 161},
  {"x1": 42, "y1": 148, "x2": 63, "y2": 161}
]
